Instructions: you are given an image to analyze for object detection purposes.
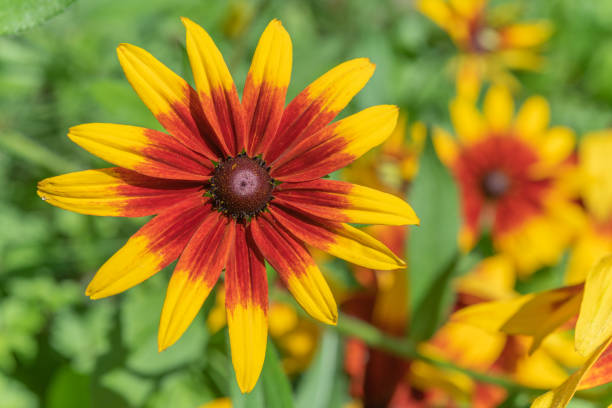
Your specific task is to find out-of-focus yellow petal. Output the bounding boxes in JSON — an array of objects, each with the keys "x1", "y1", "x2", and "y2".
[
  {"x1": 498, "y1": 49, "x2": 545, "y2": 71},
  {"x1": 451, "y1": 295, "x2": 533, "y2": 332},
  {"x1": 514, "y1": 347, "x2": 568, "y2": 389},
  {"x1": 534, "y1": 127, "x2": 575, "y2": 170},
  {"x1": 566, "y1": 223, "x2": 612, "y2": 285},
  {"x1": 501, "y1": 22, "x2": 553, "y2": 49},
  {"x1": 456, "y1": 254, "x2": 516, "y2": 301},
  {"x1": 450, "y1": 97, "x2": 486, "y2": 144},
  {"x1": 198, "y1": 398, "x2": 232, "y2": 408},
  {"x1": 484, "y1": 84, "x2": 514, "y2": 132},
  {"x1": 515, "y1": 95, "x2": 550, "y2": 141},
  {"x1": 575, "y1": 255, "x2": 612, "y2": 356},
  {"x1": 530, "y1": 337, "x2": 612, "y2": 408},
  {"x1": 455, "y1": 57, "x2": 483, "y2": 103},
  {"x1": 433, "y1": 127, "x2": 459, "y2": 167},
  {"x1": 449, "y1": 0, "x2": 485, "y2": 18},
  {"x1": 416, "y1": 0, "x2": 452, "y2": 29},
  {"x1": 580, "y1": 130, "x2": 612, "y2": 221}
]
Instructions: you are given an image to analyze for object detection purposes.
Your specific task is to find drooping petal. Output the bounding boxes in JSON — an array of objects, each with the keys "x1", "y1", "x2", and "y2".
[
  {"x1": 575, "y1": 255, "x2": 612, "y2": 356},
  {"x1": 116, "y1": 43, "x2": 223, "y2": 159},
  {"x1": 271, "y1": 105, "x2": 399, "y2": 182},
  {"x1": 225, "y1": 223, "x2": 269, "y2": 393},
  {"x1": 452, "y1": 285, "x2": 583, "y2": 353},
  {"x1": 530, "y1": 337, "x2": 612, "y2": 408},
  {"x1": 242, "y1": 20, "x2": 292, "y2": 156},
  {"x1": 274, "y1": 179, "x2": 418, "y2": 226},
  {"x1": 483, "y1": 84, "x2": 514, "y2": 132},
  {"x1": 37, "y1": 168, "x2": 203, "y2": 217},
  {"x1": 269, "y1": 204, "x2": 405, "y2": 270},
  {"x1": 250, "y1": 215, "x2": 337, "y2": 325},
  {"x1": 182, "y1": 17, "x2": 246, "y2": 156},
  {"x1": 263, "y1": 58, "x2": 375, "y2": 162},
  {"x1": 85, "y1": 196, "x2": 210, "y2": 299},
  {"x1": 68, "y1": 124, "x2": 212, "y2": 180},
  {"x1": 158, "y1": 213, "x2": 235, "y2": 351}
]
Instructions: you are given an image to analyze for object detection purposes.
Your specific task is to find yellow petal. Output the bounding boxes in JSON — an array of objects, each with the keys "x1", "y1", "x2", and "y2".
[
  {"x1": 579, "y1": 130, "x2": 612, "y2": 221},
  {"x1": 535, "y1": 127, "x2": 575, "y2": 169},
  {"x1": 501, "y1": 22, "x2": 553, "y2": 48},
  {"x1": 432, "y1": 127, "x2": 459, "y2": 167},
  {"x1": 416, "y1": 0, "x2": 452, "y2": 29},
  {"x1": 450, "y1": 97, "x2": 486, "y2": 144},
  {"x1": 515, "y1": 95, "x2": 550, "y2": 140},
  {"x1": 575, "y1": 255, "x2": 612, "y2": 356},
  {"x1": 484, "y1": 84, "x2": 514, "y2": 132},
  {"x1": 227, "y1": 303, "x2": 268, "y2": 393}
]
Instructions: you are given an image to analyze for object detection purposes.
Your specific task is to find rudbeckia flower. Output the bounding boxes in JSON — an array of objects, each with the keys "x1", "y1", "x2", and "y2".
[
  {"x1": 36, "y1": 18, "x2": 418, "y2": 392},
  {"x1": 417, "y1": 0, "x2": 553, "y2": 97},
  {"x1": 453, "y1": 255, "x2": 612, "y2": 408},
  {"x1": 566, "y1": 130, "x2": 612, "y2": 284},
  {"x1": 433, "y1": 84, "x2": 583, "y2": 275}
]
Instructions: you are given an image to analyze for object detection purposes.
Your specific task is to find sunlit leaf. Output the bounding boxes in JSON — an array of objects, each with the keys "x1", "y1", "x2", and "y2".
[{"x1": 0, "y1": 0, "x2": 77, "y2": 35}]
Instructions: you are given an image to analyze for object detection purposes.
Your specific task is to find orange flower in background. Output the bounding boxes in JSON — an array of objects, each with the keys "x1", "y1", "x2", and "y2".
[
  {"x1": 417, "y1": 0, "x2": 553, "y2": 97},
  {"x1": 36, "y1": 18, "x2": 419, "y2": 392},
  {"x1": 433, "y1": 84, "x2": 583, "y2": 275},
  {"x1": 566, "y1": 130, "x2": 612, "y2": 284}
]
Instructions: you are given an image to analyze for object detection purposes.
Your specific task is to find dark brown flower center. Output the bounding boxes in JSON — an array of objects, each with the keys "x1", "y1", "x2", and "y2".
[
  {"x1": 209, "y1": 154, "x2": 274, "y2": 221},
  {"x1": 481, "y1": 170, "x2": 510, "y2": 199}
]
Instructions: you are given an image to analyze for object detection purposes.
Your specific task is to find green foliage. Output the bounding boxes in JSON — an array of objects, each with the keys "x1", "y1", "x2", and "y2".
[
  {"x1": 2, "y1": 0, "x2": 612, "y2": 406},
  {"x1": 0, "y1": 0, "x2": 76, "y2": 35}
]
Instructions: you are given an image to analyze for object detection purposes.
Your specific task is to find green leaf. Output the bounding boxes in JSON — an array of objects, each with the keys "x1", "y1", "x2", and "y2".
[
  {"x1": 100, "y1": 369, "x2": 154, "y2": 407},
  {"x1": 46, "y1": 366, "x2": 90, "y2": 408},
  {"x1": 50, "y1": 302, "x2": 115, "y2": 373},
  {"x1": 407, "y1": 140, "x2": 461, "y2": 341},
  {"x1": 0, "y1": 0, "x2": 77, "y2": 35},
  {"x1": 0, "y1": 373, "x2": 38, "y2": 408},
  {"x1": 260, "y1": 341, "x2": 295, "y2": 408},
  {"x1": 295, "y1": 329, "x2": 340, "y2": 408}
]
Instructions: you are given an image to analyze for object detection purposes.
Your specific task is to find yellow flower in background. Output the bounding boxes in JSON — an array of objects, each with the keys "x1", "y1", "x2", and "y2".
[
  {"x1": 417, "y1": 0, "x2": 553, "y2": 98},
  {"x1": 567, "y1": 130, "x2": 612, "y2": 284},
  {"x1": 434, "y1": 84, "x2": 583, "y2": 276},
  {"x1": 453, "y1": 255, "x2": 612, "y2": 408},
  {"x1": 343, "y1": 112, "x2": 426, "y2": 196}
]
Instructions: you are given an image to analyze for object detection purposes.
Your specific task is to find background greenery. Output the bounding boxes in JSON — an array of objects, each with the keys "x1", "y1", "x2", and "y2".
[{"x1": 2, "y1": 0, "x2": 612, "y2": 407}]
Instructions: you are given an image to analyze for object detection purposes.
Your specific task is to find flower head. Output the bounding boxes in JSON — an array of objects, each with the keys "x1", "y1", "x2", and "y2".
[
  {"x1": 417, "y1": 0, "x2": 553, "y2": 96},
  {"x1": 36, "y1": 18, "x2": 418, "y2": 392},
  {"x1": 433, "y1": 84, "x2": 582, "y2": 275}
]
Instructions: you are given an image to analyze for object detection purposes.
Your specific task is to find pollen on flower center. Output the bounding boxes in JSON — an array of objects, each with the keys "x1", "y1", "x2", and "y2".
[
  {"x1": 209, "y1": 153, "x2": 274, "y2": 221},
  {"x1": 481, "y1": 170, "x2": 510, "y2": 199}
]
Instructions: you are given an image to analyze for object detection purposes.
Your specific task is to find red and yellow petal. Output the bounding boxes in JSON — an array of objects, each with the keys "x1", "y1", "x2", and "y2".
[
  {"x1": 37, "y1": 168, "x2": 203, "y2": 217},
  {"x1": 182, "y1": 17, "x2": 246, "y2": 156},
  {"x1": 274, "y1": 179, "x2": 418, "y2": 226},
  {"x1": 578, "y1": 343, "x2": 612, "y2": 391},
  {"x1": 242, "y1": 19, "x2": 292, "y2": 156},
  {"x1": 116, "y1": 43, "x2": 222, "y2": 159},
  {"x1": 226, "y1": 224, "x2": 269, "y2": 393},
  {"x1": 68, "y1": 124, "x2": 212, "y2": 180},
  {"x1": 85, "y1": 196, "x2": 210, "y2": 299},
  {"x1": 264, "y1": 58, "x2": 375, "y2": 162},
  {"x1": 250, "y1": 215, "x2": 337, "y2": 325},
  {"x1": 531, "y1": 337, "x2": 612, "y2": 408},
  {"x1": 269, "y1": 205, "x2": 405, "y2": 270},
  {"x1": 158, "y1": 213, "x2": 235, "y2": 351},
  {"x1": 271, "y1": 105, "x2": 399, "y2": 182}
]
